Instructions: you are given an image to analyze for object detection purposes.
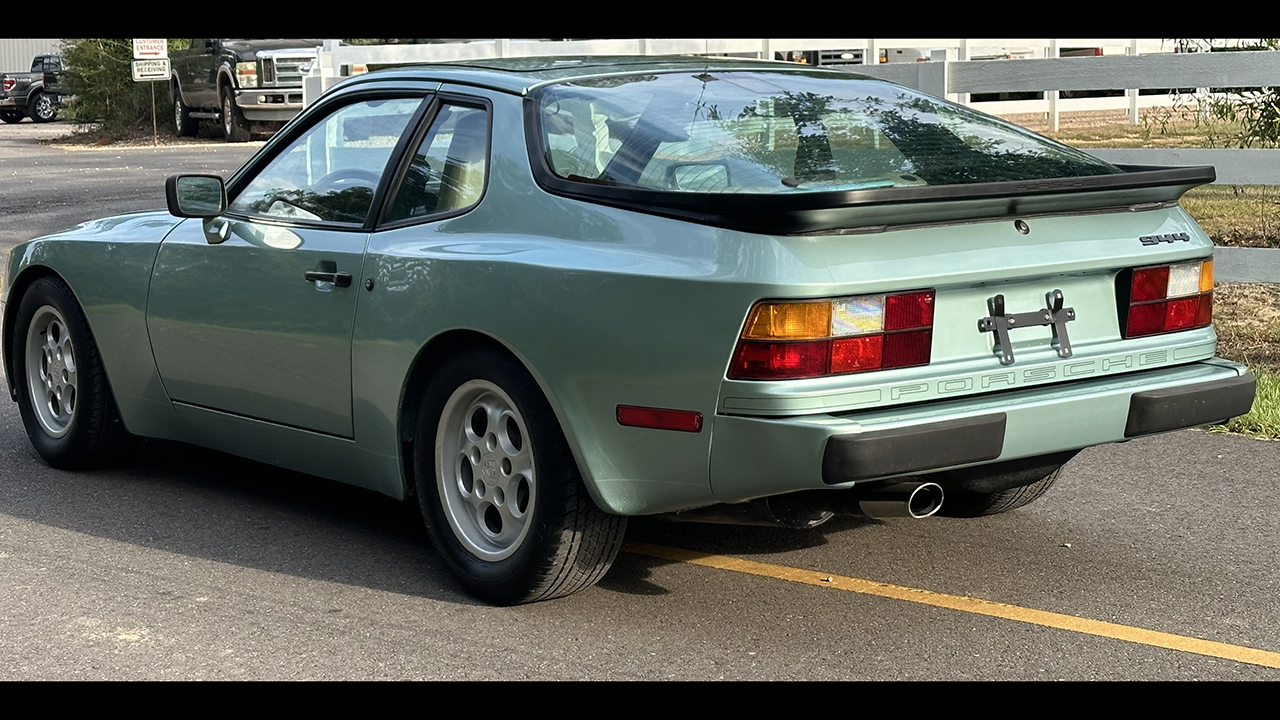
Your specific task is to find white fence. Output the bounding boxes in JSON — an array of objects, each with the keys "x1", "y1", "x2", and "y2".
[
  {"x1": 303, "y1": 39, "x2": 1280, "y2": 185},
  {"x1": 303, "y1": 37, "x2": 1193, "y2": 121}
]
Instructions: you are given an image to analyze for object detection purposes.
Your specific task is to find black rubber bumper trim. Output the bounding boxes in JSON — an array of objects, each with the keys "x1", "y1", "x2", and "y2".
[
  {"x1": 1124, "y1": 372, "x2": 1257, "y2": 438},
  {"x1": 822, "y1": 413, "x2": 1007, "y2": 485}
]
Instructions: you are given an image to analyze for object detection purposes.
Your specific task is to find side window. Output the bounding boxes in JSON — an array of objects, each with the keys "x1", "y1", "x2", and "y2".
[
  {"x1": 228, "y1": 97, "x2": 423, "y2": 225},
  {"x1": 385, "y1": 103, "x2": 489, "y2": 223}
]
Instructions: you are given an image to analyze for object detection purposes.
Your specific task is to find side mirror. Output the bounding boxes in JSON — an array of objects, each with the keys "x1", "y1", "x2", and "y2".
[{"x1": 165, "y1": 174, "x2": 227, "y2": 218}]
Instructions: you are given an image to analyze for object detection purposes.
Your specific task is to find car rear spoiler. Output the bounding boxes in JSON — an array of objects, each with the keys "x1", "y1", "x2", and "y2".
[{"x1": 532, "y1": 164, "x2": 1217, "y2": 236}]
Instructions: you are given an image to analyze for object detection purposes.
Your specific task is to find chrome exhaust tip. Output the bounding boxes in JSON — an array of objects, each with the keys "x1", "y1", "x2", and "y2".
[{"x1": 856, "y1": 481, "x2": 944, "y2": 519}]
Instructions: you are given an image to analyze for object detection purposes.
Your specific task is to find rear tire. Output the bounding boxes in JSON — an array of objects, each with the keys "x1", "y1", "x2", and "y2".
[
  {"x1": 0, "y1": 110, "x2": 23, "y2": 124},
  {"x1": 29, "y1": 91, "x2": 56, "y2": 123},
  {"x1": 413, "y1": 348, "x2": 627, "y2": 605},
  {"x1": 938, "y1": 468, "x2": 1063, "y2": 518},
  {"x1": 12, "y1": 275, "x2": 135, "y2": 469}
]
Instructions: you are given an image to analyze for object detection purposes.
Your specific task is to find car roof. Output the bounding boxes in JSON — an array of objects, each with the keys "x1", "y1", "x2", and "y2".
[{"x1": 353, "y1": 55, "x2": 871, "y2": 95}]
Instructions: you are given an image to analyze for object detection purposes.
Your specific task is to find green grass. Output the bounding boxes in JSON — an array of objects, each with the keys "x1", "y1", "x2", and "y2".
[
  {"x1": 1212, "y1": 369, "x2": 1280, "y2": 439},
  {"x1": 1181, "y1": 185, "x2": 1280, "y2": 249},
  {"x1": 1209, "y1": 283, "x2": 1280, "y2": 439}
]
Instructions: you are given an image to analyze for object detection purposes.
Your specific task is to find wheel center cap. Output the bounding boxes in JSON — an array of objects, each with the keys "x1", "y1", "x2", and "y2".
[{"x1": 480, "y1": 453, "x2": 499, "y2": 483}]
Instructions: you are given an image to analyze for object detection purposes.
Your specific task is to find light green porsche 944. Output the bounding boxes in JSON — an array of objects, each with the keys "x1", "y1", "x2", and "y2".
[{"x1": 0, "y1": 57, "x2": 1256, "y2": 604}]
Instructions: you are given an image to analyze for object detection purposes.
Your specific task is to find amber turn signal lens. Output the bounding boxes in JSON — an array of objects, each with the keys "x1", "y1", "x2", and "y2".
[
  {"x1": 1199, "y1": 259, "x2": 1214, "y2": 293},
  {"x1": 742, "y1": 301, "x2": 832, "y2": 340}
]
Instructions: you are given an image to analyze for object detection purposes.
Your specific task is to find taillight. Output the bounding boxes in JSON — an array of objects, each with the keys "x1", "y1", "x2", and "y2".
[
  {"x1": 1121, "y1": 259, "x2": 1213, "y2": 338},
  {"x1": 2, "y1": 78, "x2": 15, "y2": 92},
  {"x1": 729, "y1": 291, "x2": 934, "y2": 380}
]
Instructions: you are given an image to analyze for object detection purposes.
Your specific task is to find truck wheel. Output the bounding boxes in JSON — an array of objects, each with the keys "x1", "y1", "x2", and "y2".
[
  {"x1": 0, "y1": 110, "x2": 23, "y2": 124},
  {"x1": 413, "y1": 348, "x2": 627, "y2": 605},
  {"x1": 29, "y1": 92, "x2": 56, "y2": 123},
  {"x1": 221, "y1": 86, "x2": 250, "y2": 142},
  {"x1": 173, "y1": 85, "x2": 197, "y2": 137},
  {"x1": 937, "y1": 468, "x2": 1064, "y2": 518},
  {"x1": 12, "y1": 275, "x2": 136, "y2": 469}
]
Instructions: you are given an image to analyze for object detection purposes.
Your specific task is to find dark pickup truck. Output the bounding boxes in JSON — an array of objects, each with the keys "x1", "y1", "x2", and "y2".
[
  {"x1": 1, "y1": 54, "x2": 63, "y2": 124},
  {"x1": 170, "y1": 38, "x2": 320, "y2": 141}
]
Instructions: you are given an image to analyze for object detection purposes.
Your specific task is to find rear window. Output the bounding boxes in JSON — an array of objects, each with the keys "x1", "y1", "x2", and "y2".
[{"x1": 534, "y1": 70, "x2": 1120, "y2": 194}]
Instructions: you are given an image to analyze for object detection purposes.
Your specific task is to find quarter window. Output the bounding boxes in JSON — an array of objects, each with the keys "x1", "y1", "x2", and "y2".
[
  {"x1": 385, "y1": 104, "x2": 490, "y2": 223},
  {"x1": 228, "y1": 97, "x2": 423, "y2": 225}
]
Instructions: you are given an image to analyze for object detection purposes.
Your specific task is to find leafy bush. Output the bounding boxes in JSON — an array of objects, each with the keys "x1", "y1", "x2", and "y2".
[
  {"x1": 59, "y1": 38, "x2": 190, "y2": 136},
  {"x1": 1180, "y1": 39, "x2": 1280, "y2": 148}
]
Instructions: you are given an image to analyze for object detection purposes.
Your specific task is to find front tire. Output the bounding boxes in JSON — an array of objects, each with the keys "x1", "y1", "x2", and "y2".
[
  {"x1": 220, "y1": 85, "x2": 250, "y2": 142},
  {"x1": 29, "y1": 91, "x2": 56, "y2": 123},
  {"x1": 12, "y1": 275, "x2": 134, "y2": 469},
  {"x1": 414, "y1": 348, "x2": 627, "y2": 605}
]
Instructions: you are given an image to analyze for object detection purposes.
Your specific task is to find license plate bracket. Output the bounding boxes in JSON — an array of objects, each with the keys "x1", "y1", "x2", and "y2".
[{"x1": 978, "y1": 289, "x2": 1076, "y2": 365}]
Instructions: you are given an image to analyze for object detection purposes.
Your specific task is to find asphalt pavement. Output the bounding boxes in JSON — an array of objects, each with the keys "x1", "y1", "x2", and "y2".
[{"x1": 1, "y1": 121, "x2": 1278, "y2": 680}]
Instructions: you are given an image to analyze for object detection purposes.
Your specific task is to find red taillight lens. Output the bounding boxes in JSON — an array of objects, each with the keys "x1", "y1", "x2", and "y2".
[
  {"x1": 731, "y1": 339, "x2": 830, "y2": 379},
  {"x1": 1126, "y1": 302, "x2": 1167, "y2": 337},
  {"x1": 1131, "y1": 266, "x2": 1169, "y2": 303},
  {"x1": 2, "y1": 78, "x2": 15, "y2": 91},
  {"x1": 1123, "y1": 260, "x2": 1213, "y2": 338},
  {"x1": 883, "y1": 329, "x2": 932, "y2": 369},
  {"x1": 885, "y1": 292, "x2": 934, "y2": 331},
  {"x1": 1195, "y1": 292, "x2": 1213, "y2": 326},
  {"x1": 1165, "y1": 296, "x2": 1199, "y2": 331},
  {"x1": 729, "y1": 290, "x2": 934, "y2": 380},
  {"x1": 830, "y1": 335, "x2": 882, "y2": 374}
]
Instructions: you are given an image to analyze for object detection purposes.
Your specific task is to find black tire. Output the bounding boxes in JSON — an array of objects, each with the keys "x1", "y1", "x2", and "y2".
[
  {"x1": 220, "y1": 85, "x2": 250, "y2": 142},
  {"x1": 173, "y1": 83, "x2": 197, "y2": 137},
  {"x1": 29, "y1": 91, "x2": 56, "y2": 123},
  {"x1": 413, "y1": 348, "x2": 627, "y2": 605},
  {"x1": 0, "y1": 110, "x2": 23, "y2": 124},
  {"x1": 11, "y1": 275, "x2": 135, "y2": 469},
  {"x1": 938, "y1": 467, "x2": 1064, "y2": 518}
]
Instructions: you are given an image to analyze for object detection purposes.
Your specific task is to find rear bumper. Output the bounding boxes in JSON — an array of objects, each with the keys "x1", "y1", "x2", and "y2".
[{"x1": 710, "y1": 358, "x2": 1253, "y2": 503}]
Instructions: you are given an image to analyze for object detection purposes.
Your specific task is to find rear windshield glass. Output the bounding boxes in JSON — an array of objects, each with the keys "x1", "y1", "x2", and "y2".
[{"x1": 535, "y1": 70, "x2": 1120, "y2": 194}]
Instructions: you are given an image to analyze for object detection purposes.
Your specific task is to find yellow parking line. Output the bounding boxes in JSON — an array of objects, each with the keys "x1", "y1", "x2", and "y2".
[{"x1": 623, "y1": 541, "x2": 1280, "y2": 670}]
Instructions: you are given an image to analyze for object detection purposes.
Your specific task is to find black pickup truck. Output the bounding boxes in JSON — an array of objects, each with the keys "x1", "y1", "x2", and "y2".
[
  {"x1": 170, "y1": 39, "x2": 320, "y2": 141},
  {"x1": 0, "y1": 54, "x2": 63, "y2": 124}
]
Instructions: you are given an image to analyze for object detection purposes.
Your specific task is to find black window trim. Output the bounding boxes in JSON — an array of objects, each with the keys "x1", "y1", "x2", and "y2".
[
  {"x1": 221, "y1": 87, "x2": 435, "y2": 234},
  {"x1": 373, "y1": 92, "x2": 495, "y2": 232},
  {"x1": 520, "y1": 79, "x2": 1217, "y2": 236}
]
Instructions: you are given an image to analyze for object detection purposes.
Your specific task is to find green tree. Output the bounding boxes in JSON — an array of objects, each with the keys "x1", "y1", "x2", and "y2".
[{"x1": 59, "y1": 38, "x2": 190, "y2": 136}]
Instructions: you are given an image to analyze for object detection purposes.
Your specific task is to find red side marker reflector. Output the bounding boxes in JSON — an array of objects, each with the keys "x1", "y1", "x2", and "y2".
[{"x1": 617, "y1": 405, "x2": 703, "y2": 433}]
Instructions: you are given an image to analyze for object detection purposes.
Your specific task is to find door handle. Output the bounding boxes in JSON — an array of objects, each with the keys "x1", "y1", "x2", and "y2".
[{"x1": 304, "y1": 270, "x2": 352, "y2": 288}]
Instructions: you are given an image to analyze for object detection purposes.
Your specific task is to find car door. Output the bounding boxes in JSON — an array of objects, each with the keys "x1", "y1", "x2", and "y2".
[{"x1": 146, "y1": 95, "x2": 428, "y2": 438}]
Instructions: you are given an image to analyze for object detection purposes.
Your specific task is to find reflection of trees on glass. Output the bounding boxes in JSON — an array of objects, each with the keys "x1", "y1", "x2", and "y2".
[
  {"x1": 242, "y1": 187, "x2": 375, "y2": 224},
  {"x1": 538, "y1": 71, "x2": 1120, "y2": 194},
  {"x1": 772, "y1": 91, "x2": 838, "y2": 182},
  {"x1": 861, "y1": 93, "x2": 1117, "y2": 185}
]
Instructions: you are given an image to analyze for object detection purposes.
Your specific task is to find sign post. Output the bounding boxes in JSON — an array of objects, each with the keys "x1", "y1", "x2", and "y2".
[{"x1": 131, "y1": 40, "x2": 169, "y2": 146}]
